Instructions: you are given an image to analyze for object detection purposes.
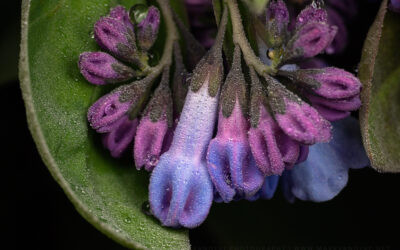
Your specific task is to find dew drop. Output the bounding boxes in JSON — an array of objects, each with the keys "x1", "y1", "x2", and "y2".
[{"x1": 141, "y1": 201, "x2": 152, "y2": 216}]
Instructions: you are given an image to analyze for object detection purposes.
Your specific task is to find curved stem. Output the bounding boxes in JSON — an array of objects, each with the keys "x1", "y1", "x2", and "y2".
[
  {"x1": 122, "y1": 0, "x2": 179, "y2": 118},
  {"x1": 224, "y1": 0, "x2": 276, "y2": 75},
  {"x1": 135, "y1": 0, "x2": 180, "y2": 80}
]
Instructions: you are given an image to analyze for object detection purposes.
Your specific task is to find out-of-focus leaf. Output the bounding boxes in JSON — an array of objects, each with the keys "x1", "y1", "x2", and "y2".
[
  {"x1": 19, "y1": 0, "x2": 190, "y2": 248},
  {"x1": 359, "y1": 0, "x2": 400, "y2": 173}
]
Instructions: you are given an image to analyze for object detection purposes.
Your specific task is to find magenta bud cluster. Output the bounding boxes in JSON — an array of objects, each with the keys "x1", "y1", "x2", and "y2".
[
  {"x1": 77, "y1": 1, "x2": 368, "y2": 230},
  {"x1": 79, "y1": 5, "x2": 160, "y2": 85}
]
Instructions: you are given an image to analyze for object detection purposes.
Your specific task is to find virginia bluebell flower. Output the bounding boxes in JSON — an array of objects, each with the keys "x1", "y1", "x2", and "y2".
[
  {"x1": 79, "y1": 0, "x2": 369, "y2": 229},
  {"x1": 207, "y1": 47, "x2": 264, "y2": 202},
  {"x1": 149, "y1": 8, "x2": 227, "y2": 228}
]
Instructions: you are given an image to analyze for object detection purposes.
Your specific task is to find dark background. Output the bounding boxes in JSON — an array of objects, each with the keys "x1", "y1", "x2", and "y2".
[{"x1": 4, "y1": 1, "x2": 400, "y2": 249}]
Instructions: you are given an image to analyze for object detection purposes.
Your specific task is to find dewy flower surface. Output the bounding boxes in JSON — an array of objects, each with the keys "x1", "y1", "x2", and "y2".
[{"x1": 78, "y1": 0, "x2": 370, "y2": 229}]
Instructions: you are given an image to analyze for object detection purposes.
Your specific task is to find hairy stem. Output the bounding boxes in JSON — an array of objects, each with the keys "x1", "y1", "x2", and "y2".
[{"x1": 225, "y1": 0, "x2": 275, "y2": 75}]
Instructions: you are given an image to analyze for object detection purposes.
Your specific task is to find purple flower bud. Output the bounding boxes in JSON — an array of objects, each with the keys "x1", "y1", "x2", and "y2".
[
  {"x1": 390, "y1": 0, "x2": 400, "y2": 12},
  {"x1": 79, "y1": 52, "x2": 135, "y2": 85},
  {"x1": 266, "y1": 0, "x2": 290, "y2": 45},
  {"x1": 87, "y1": 91, "x2": 132, "y2": 133},
  {"x1": 94, "y1": 17, "x2": 137, "y2": 62},
  {"x1": 295, "y1": 4, "x2": 328, "y2": 29},
  {"x1": 134, "y1": 116, "x2": 172, "y2": 171},
  {"x1": 325, "y1": 8, "x2": 348, "y2": 54},
  {"x1": 109, "y1": 5, "x2": 134, "y2": 30},
  {"x1": 306, "y1": 93, "x2": 361, "y2": 121},
  {"x1": 102, "y1": 115, "x2": 138, "y2": 158},
  {"x1": 274, "y1": 97, "x2": 332, "y2": 144},
  {"x1": 287, "y1": 22, "x2": 337, "y2": 59},
  {"x1": 266, "y1": 77, "x2": 332, "y2": 144},
  {"x1": 134, "y1": 67, "x2": 173, "y2": 171},
  {"x1": 305, "y1": 67, "x2": 361, "y2": 99},
  {"x1": 207, "y1": 105, "x2": 264, "y2": 203},
  {"x1": 137, "y1": 6, "x2": 160, "y2": 51},
  {"x1": 249, "y1": 105, "x2": 300, "y2": 176},
  {"x1": 267, "y1": 0, "x2": 290, "y2": 24},
  {"x1": 279, "y1": 67, "x2": 362, "y2": 100}
]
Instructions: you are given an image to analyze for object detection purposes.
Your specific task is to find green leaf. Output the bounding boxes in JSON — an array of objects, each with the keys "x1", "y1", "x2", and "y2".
[
  {"x1": 359, "y1": 0, "x2": 400, "y2": 173},
  {"x1": 19, "y1": 0, "x2": 190, "y2": 249}
]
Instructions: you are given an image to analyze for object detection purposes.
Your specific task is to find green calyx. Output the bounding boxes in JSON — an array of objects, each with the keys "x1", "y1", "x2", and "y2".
[{"x1": 221, "y1": 46, "x2": 249, "y2": 118}]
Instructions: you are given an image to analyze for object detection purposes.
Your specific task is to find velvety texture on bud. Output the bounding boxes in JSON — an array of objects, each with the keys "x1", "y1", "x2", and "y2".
[
  {"x1": 137, "y1": 6, "x2": 160, "y2": 51},
  {"x1": 109, "y1": 5, "x2": 134, "y2": 30},
  {"x1": 287, "y1": 22, "x2": 337, "y2": 59},
  {"x1": 306, "y1": 93, "x2": 361, "y2": 121},
  {"x1": 288, "y1": 67, "x2": 362, "y2": 99},
  {"x1": 282, "y1": 117, "x2": 369, "y2": 202},
  {"x1": 94, "y1": 17, "x2": 137, "y2": 62},
  {"x1": 325, "y1": 8, "x2": 348, "y2": 54},
  {"x1": 295, "y1": 4, "x2": 328, "y2": 29},
  {"x1": 134, "y1": 69, "x2": 173, "y2": 171},
  {"x1": 102, "y1": 115, "x2": 138, "y2": 158},
  {"x1": 266, "y1": 77, "x2": 332, "y2": 144},
  {"x1": 265, "y1": 0, "x2": 290, "y2": 46},
  {"x1": 134, "y1": 116, "x2": 171, "y2": 171},
  {"x1": 207, "y1": 105, "x2": 264, "y2": 202},
  {"x1": 249, "y1": 106, "x2": 300, "y2": 176},
  {"x1": 79, "y1": 52, "x2": 135, "y2": 85},
  {"x1": 87, "y1": 91, "x2": 133, "y2": 133}
]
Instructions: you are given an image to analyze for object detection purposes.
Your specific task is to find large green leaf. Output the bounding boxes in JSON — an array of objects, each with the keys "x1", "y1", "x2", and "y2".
[
  {"x1": 19, "y1": 0, "x2": 190, "y2": 248},
  {"x1": 359, "y1": 0, "x2": 400, "y2": 173}
]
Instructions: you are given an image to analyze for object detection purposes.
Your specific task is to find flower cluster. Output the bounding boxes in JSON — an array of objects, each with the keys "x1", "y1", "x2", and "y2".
[{"x1": 79, "y1": 1, "x2": 369, "y2": 229}]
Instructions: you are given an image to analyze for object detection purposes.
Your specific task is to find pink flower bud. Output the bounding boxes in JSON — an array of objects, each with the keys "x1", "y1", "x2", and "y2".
[
  {"x1": 295, "y1": 4, "x2": 328, "y2": 29},
  {"x1": 87, "y1": 91, "x2": 132, "y2": 133},
  {"x1": 266, "y1": 78, "x2": 332, "y2": 144},
  {"x1": 79, "y1": 52, "x2": 135, "y2": 85},
  {"x1": 94, "y1": 17, "x2": 137, "y2": 62},
  {"x1": 307, "y1": 93, "x2": 361, "y2": 121},
  {"x1": 249, "y1": 106, "x2": 300, "y2": 176},
  {"x1": 137, "y1": 6, "x2": 160, "y2": 51},
  {"x1": 109, "y1": 5, "x2": 134, "y2": 30},
  {"x1": 288, "y1": 22, "x2": 337, "y2": 59},
  {"x1": 102, "y1": 115, "x2": 138, "y2": 158},
  {"x1": 265, "y1": 0, "x2": 290, "y2": 45}
]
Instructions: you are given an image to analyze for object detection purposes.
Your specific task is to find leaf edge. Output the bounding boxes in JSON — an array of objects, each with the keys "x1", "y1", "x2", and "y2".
[{"x1": 18, "y1": 0, "x2": 191, "y2": 249}]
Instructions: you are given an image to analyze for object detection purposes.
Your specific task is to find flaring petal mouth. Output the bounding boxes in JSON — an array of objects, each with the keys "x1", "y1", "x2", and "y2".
[{"x1": 149, "y1": 153, "x2": 213, "y2": 228}]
